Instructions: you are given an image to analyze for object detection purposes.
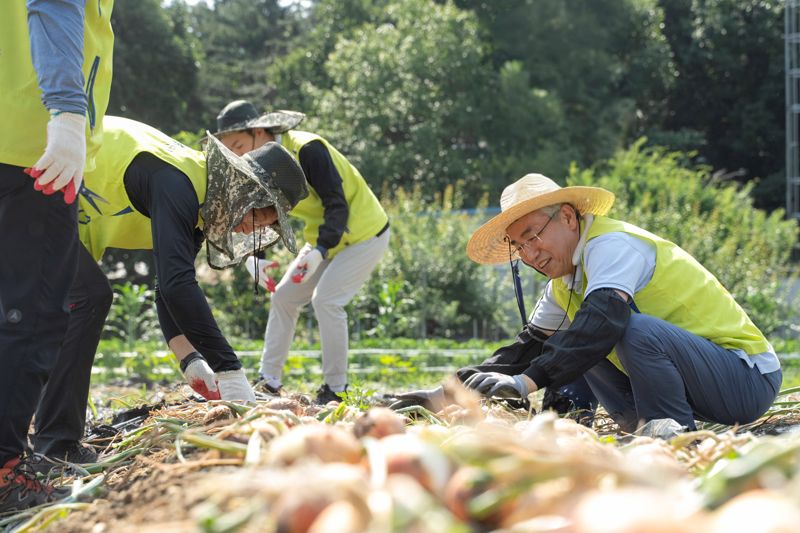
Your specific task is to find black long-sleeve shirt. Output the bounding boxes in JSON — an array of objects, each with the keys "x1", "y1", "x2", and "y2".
[
  {"x1": 297, "y1": 140, "x2": 349, "y2": 255},
  {"x1": 123, "y1": 152, "x2": 240, "y2": 372}
]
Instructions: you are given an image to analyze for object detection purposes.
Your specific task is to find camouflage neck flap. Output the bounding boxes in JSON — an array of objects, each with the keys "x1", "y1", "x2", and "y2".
[{"x1": 202, "y1": 134, "x2": 307, "y2": 269}]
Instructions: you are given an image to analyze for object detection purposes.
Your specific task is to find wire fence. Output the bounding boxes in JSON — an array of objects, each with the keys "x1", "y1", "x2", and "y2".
[{"x1": 92, "y1": 349, "x2": 800, "y2": 378}]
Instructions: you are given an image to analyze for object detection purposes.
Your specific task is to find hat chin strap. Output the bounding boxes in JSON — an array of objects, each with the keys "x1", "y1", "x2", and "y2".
[{"x1": 572, "y1": 213, "x2": 594, "y2": 267}]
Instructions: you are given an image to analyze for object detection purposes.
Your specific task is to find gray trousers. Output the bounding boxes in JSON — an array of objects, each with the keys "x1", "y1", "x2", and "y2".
[
  {"x1": 261, "y1": 229, "x2": 390, "y2": 389},
  {"x1": 583, "y1": 313, "x2": 782, "y2": 432}
]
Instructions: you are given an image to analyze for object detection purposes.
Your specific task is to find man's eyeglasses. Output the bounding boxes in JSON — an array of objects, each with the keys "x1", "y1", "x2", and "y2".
[{"x1": 509, "y1": 212, "x2": 556, "y2": 257}]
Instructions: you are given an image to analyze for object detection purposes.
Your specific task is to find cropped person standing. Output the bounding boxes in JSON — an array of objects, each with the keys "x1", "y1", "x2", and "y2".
[
  {"x1": 0, "y1": 0, "x2": 114, "y2": 512},
  {"x1": 215, "y1": 100, "x2": 390, "y2": 404}
]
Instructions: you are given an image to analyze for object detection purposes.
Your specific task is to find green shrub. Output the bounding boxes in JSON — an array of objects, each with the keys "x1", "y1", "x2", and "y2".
[
  {"x1": 349, "y1": 183, "x2": 527, "y2": 341},
  {"x1": 104, "y1": 282, "x2": 160, "y2": 350}
]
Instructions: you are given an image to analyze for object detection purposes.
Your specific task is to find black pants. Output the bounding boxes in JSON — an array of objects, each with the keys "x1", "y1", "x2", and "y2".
[
  {"x1": 0, "y1": 163, "x2": 79, "y2": 464},
  {"x1": 33, "y1": 244, "x2": 111, "y2": 455}
]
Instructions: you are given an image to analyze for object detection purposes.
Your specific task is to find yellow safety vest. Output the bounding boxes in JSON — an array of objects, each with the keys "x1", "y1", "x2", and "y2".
[
  {"x1": 79, "y1": 116, "x2": 207, "y2": 260},
  {"x1": 551, "y1": 216, "x2": 771, "y2": 371},
  {"x1": 0, "y1": 0, "x2": 114, "y2": 172},
  {"x1": 281, "y1": 131, "x2": 388, "y2": 258}
]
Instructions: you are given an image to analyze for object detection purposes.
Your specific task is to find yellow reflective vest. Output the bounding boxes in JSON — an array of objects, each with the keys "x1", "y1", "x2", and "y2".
[
  {"x1": 0, "y1": 1, "x2": 114, "y2": 172},
  {"x1": 281, "y1": 131, "x2": 388, "y2": 259},
  {"x1": 551, "y1": 216, "x2": 771, "y2": 371},
  {"x1": 79, "y1": 116, "x2": 207, "y2": 260}
]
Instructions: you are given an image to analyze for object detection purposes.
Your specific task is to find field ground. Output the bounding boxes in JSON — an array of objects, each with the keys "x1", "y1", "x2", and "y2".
[
  {"x1": 4, "y1": 342, "x2": 798, "y2": 532},
  {"x1": 6, "y1": 379, "x2": 799, "y2": 533}
]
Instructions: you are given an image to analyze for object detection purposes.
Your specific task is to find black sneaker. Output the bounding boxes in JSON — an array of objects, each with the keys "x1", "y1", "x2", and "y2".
[
  {"x1": 31, "y1": 443, "x2": 98, "y2": 475},
  {"x1": 0, "y1": 456, "x2": 70, "y2": 513},
  {"x1": 314, "y1": 384, "x2": 346, "y2": 405},
  {"x1": 60, "y1": 443, "x2": 98, "y2": 464},
  {"x1": 253, "y1": 375, "x2": 282, "y2": 395}
]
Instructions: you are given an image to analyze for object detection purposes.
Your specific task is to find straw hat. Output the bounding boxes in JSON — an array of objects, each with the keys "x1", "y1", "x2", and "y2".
[{"x1": 466, "y1": 173, "x2": 615, "y2": 265}]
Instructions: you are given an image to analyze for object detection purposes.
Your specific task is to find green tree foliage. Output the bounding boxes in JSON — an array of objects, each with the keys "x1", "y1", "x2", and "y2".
[
  {"x1": 293, "y1": 0, "x2": 495, "y2": 199},
  {"x1": 268, "y1": 0, "x2": 389, "y2": 111},
  {"x1": 182, "y1": 0, "x2": 300, "y2": 130},
  {"x1": 658, "y1": 0, "x2": 785, "y2": 210},
  {"x1": 108, "y1": 0, "x2": 791, "y2": 211},
  {"x1": 455, "y1": 0, "x2": 674, "y2": 170},
  {"x1": 268, "y1": 0, "x2": 680, "y2": 200},
  {"x1": 479, "y1": 60, "x2": 573, "y2": 192},
  {"x1": 569, "y1": 140, "x2": 799, "y2": 334},
  {"x1": 108, "y1": 0, "x2": 199, "y2": 132},
  {"x1": 350, "y1": 184, "x2": 524, "y2": 340}
]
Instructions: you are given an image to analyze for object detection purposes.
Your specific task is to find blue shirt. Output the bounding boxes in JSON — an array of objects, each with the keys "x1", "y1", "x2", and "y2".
[{"x1": 27, "y1": 0, "x2": 86, "y2": 114}]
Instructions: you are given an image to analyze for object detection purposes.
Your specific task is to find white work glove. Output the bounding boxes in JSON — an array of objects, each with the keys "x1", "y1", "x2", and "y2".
[
  {"x1": 290, "y1": 246, "x2": 325, "y2": 284},
  {"x1": 179, "y1": 352, "x2": 221, "y2": 400},
  {"x1": 463, "y1": 372, "x2": 531, "y2": 400},
  {"x1": 244, "y1": 256, "x2": 279, "y2": 293},
  {"x1": 27, "y1": 111, "x2": 86, "y2": 205},
  {"x1": 216, "y1": 368, "x2": 257, "y2": 402}
]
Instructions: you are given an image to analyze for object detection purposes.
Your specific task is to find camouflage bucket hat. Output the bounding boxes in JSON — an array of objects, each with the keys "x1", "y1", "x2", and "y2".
[
  {"x1": 212, "y1": 99, "x2": 306, "y2": 137},
  {"x1": 203, "y1": 134, "x2": 308, "y2": 269}
]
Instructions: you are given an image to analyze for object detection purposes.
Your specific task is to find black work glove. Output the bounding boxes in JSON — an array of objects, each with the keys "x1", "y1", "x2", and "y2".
[
  {"x1": 463, "y1": 372, "x2": 530, "y2": 400},
  {"x1": 388, "y1": 386, "x2": 445, "y2": 411}
]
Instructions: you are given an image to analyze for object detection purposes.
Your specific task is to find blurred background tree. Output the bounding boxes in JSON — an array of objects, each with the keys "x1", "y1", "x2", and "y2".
[
  {"x1": 109, "y1": 0, "x2": 787, "y2": 208},
  {"x1": 98, "y1": 0, "x2": 797, "y2": 346},
  {"x1": 108, "y1": 0, "x2": 200, "y2": 130}
]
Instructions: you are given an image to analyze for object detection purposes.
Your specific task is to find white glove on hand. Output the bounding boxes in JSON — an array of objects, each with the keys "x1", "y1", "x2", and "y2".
[
  {"x1": 30, "y1": 112, "x2": 86, "y2": 204},
  {"x1": 180, "y1": 352, "x2": 221, "y2": 400},
  {"x1": 244, "y1": 256, "x2": 279, "y2": 293},
  {"x1": 463, "y1": 372, "x2": 531, "y2": 400},
  {"x1": 290, "y1": 247, "x2": 324, "y2": 284},
  {"x1": 216, "y1": 368, "x2": 257, "y2": 402}
]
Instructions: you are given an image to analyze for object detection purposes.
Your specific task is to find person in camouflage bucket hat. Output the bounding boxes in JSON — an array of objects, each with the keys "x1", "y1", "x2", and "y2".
[
  {"x1": 203, "y1": 132, "x2": 307, "y2": 269},
  {"x1": 28, "y1": 116, "x2": 309, "y2": 468},
  {"x1": 215, "y1": 99, "x2": 390, "y2": 405},
  {"x1": 212, "y1": 99, "x2": 305, "y2": 139}
]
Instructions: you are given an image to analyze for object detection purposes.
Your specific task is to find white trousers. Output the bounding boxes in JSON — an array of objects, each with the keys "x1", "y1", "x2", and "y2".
[{"x1": 260, "y1": 228, "x2": 390, "y2": 389}]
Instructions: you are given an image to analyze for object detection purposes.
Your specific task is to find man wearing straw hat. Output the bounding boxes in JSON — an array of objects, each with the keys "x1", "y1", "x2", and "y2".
[
  {"x1": 460, "y1": 173, "x2": 781, "y2": 433},
  {"x1": 213, "y1": 100, "x2": 389, "y2": 405},
  {"x1": 28, "y1": 115, "x2": 307, "y2": 470}
]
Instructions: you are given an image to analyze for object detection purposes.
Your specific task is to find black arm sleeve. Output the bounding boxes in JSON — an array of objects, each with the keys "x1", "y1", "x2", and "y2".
[
  {"x1": 523, "y1": 288, "x2": 631, "y2": 389},
  {"x1": 124, "y1": 158, "x2": 241, "y2": 372},
  {"x1": 456, "y1": 324, "x2": 549, "y2": 382},
  {"x1": 298, "y1": 140, "x2": 349, "y2": 253}
]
